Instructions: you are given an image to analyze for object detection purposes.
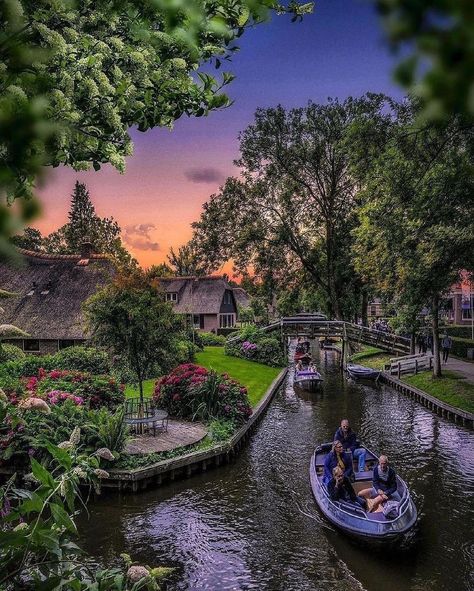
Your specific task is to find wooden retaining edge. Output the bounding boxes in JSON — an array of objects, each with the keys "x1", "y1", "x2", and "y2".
[
  {"x1": 379, "y1": 372, "x2": 474, "y2": 429},
  {"x1": 102, "y1": 368, "x2": 289, "y2": 492}
]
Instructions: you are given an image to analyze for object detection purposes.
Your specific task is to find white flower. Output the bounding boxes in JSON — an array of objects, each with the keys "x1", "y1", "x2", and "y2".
[
  {"x1": 69, "y1": 427, "x2": 81, "y2": 446},
  {"x1": 93, "y1": 468, "x2": 109, "y2": 479},
  {"x1": 127, "y1": 565, "x2": 149, "y2": 583},
  {"x1": 95, "y1": 448, "x2": 115, "y2": 461},
  {"x1": 18, "y1": 397, "x2": 51, "y2": 414},
  {"x1": 72, "y1": 466, "x2": 87, "y2": 479},
  {"x1": 13, "y1": 522, "x2": 28, "y2": 531},
  {"x1": 58, "y1": 441, "x2": 73, "y2": 450}
]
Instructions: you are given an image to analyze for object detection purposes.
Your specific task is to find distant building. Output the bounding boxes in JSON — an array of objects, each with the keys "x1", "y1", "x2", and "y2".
[
  {"x1": 442, "y1": 276, "x2": 473, "y2": 325},
  {"x1": 0, "y1": 244, "x2": 115, "y2": 355},
  {"x1": 160, "y1": 276, "x2": 247, "y2": 332}
]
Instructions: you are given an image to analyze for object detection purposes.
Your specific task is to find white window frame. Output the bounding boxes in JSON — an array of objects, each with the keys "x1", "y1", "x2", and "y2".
[
  {"x1": 166, "y1": 292, "x2": 178, "y2": 303},
  {"x1": 219, "y1": 313, "x2": 235, "y2": 328}
]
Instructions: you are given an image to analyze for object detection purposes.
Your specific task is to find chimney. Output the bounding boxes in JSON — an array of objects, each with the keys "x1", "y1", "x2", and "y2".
[{"x1": 80, "y1": 238, "x2": 94, "y2": 259}]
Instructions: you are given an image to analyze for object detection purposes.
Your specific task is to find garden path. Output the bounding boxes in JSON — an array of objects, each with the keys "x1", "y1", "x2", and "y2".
[{"x1": 124, "y1": 420, "x2": 208, "y2": 454}]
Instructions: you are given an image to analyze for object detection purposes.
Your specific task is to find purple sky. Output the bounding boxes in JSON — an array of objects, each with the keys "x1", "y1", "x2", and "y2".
[{"x1": 37, "y1": 0, "x2": 402, "y2": 268}]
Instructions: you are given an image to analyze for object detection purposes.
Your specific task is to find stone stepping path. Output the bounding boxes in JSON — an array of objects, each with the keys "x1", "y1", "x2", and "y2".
[{"x1": 124, "y1": 420, "x2": 208, "y2": 455}]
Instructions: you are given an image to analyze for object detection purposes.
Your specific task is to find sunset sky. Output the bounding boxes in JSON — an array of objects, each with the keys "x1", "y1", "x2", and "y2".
[{"x1": 36, "y1": 0, "x2": 402, "y2": 269}]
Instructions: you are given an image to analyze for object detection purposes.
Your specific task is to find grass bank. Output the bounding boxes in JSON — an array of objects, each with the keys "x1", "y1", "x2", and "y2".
[
  {"x1": 195, "y1": 347, "x2": 283, "y2": 407},
  {"x1": 124, "y1": 347, "x2": 283, "y2": 407},
  {"x1": 349, "y1": 346, "x2": 392, "y2": 370},
  {"x1": 403, "y1": 370, "x2": 474, "y2": 414}
]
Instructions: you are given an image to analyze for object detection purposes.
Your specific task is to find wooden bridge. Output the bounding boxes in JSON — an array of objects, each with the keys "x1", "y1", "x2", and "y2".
[{"x1": 260, "y1": 314, "x2": 411, "y2": 355}]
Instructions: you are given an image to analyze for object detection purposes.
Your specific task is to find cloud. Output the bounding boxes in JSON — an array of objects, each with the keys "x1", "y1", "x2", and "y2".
[
  {"x1": 184, "y1": 167, "x2": 226, "y2": 184},
  {"x1": 123, "y1": 224, "x2": 160, "y2": 252}
]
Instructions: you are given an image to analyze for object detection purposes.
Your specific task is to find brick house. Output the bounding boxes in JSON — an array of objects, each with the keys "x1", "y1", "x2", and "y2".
[
  {"x1": 0, "y1": 245, "x2": 115, "y2": 355},
  {"x1": 160, "y1": 276, "x2": 245, "y2": 332}
]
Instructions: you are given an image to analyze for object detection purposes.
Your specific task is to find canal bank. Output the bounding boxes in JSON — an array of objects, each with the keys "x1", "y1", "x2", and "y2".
[
  {"x1": 79, "y1": 350, "x2": 474, "y2": 591},
  {"x1": 104, "y1": 368, "x2": 288, "y2": 491}
]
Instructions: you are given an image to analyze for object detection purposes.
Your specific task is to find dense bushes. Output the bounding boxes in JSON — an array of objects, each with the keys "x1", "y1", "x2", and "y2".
[
  {"x1": 451, "y1": 337, "x2": 474, "y2": 359},
  {"x1": 224, "y1": 326, "x2": 284, "y2": 367},
  {"x1": 153, "y1": 363, "x2": 252, "y2": 425},
  {"x1": 0, "y1": 344, "x2": 25, "y2": 362},
  {"x1": 0, "y1": 346, "x2": 111, "y2": 382},
  {"x1": 1, "y1": 368, "x2": 124, "y2": 410},
  {"x1": 199, "y1": 331, "x2": 226, "y2": 346},
  {"x1": 0, "y1": 399, "x2": 127, "y2": 467},
  {"x1": 440, "y1": 325, "x2": 473, "y2": 339}
]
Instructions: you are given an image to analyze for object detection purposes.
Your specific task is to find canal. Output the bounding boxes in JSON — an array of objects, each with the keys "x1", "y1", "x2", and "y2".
[{"x1": 79, "y1": 350, "x2": 474, "y2": 591}]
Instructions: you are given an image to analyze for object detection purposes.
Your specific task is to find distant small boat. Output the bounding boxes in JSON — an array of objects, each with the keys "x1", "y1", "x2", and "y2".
[
  {"x1": 310, "y1": 443, "x2": 417, "y2": 543},
  {"x1": 346, "y1": 364, "x2": 380, "y2": 380},
  {"x1": 294, "y1": 369, "x2": 323, "y2": 391}
]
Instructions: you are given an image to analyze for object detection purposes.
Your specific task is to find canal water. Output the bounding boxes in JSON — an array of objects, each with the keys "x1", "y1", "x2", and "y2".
[{"x1": 79, "y1": 350, "x2": 474, "y2": 591}]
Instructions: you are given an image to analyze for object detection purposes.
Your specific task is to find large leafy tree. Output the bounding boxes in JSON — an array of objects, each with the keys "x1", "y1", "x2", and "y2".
[
  {"x1": 0, "y1": 0, "x2": 313, "y2": 257},
  {"x1": 352, "y1": 101, "x2": 474, "y2": 376},
  {"x1": 192, "y1": 95, "x2": 390, "y2": 319},
  {"x1": 85, "y1": 271, "x2": 182, "y2": 402},
  {"x1": 45, "y1": 181, "x2": 136, "y2": 267},
  {"x1": 167, "y1": 242, "x2": 212, "y2": 276}
]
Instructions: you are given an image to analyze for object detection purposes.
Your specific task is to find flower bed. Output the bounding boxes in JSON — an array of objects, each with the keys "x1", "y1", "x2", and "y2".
[
  {"x1": 3, "y1": 368, "x2": 124, "y2": 410},
  {"x1": 153, "y1": 363, "x2": 252, "y2": 425},
  {"x1": 225, "y1": 331, "x2": 285, "y2": 367}
]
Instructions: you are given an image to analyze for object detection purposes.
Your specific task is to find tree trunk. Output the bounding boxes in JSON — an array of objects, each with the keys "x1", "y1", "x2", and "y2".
[
  {"x1": 431, "y1": 294, "x2": 441, "y2": 378},
  {"x1": 326, "y1": 221, "x2": 341, "y2": 320},
  {"x1": 138, "y1": 376, "x2": 144, "y2": 404},
  {"x1": 410, "y1": 329, "x2": 416, "y2": 355},
  {"x1": 361, "y1": 291, "x2": 368, "y2": 326}
]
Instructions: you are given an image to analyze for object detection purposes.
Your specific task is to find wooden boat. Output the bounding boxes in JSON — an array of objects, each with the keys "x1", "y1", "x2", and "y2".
[
  {"x1": 294, "y1": 369, "x2": 323, "y2": 391},
  {"x1": 294, "y1": 339, "x2": 311, "y2": 362},
  {"x1": 346, "y1": 364, "x2": 380, "y2": 380},
  {"x1": 310, "y1": 443, "x2": 417, "y2": 543}
]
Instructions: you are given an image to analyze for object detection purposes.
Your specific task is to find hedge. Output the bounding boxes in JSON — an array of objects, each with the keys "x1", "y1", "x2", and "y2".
[{"x1": 451, "y1": 337, "x2": 474, "y2": 359}]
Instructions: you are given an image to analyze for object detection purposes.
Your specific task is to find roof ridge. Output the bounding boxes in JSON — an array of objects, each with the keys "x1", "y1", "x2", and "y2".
[
  {"x1": 17, "y1": 248, "x2": 110, "y2": 260},
  {"x1": 160, "y1": 275, "x2": 224, "y2": 281}
]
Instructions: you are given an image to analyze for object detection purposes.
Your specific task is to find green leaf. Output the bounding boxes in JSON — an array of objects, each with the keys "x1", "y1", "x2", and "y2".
[
  {"x1": 19, "y1": 492, "x2": 44, "y2": 515},
  {"x1": 50, "y1": 502, "x2": 77, "y2": 534},
  {"x1": 30, "y1": 458, "x2": 56, "y2": 489},
  {"x1": 46, "y1": 442, "x2": 72, "y2": 470}
]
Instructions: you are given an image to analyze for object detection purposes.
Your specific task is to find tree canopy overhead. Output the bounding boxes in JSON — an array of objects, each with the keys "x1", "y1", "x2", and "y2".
[{"x1": 191, "y1": 94, "x2": 393, "y2": 319}]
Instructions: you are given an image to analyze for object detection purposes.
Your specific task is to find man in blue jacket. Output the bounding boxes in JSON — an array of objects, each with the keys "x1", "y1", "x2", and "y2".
[
  {"x1": 358, "y1": 455, "x2": 401, "y2": 511},
  {"x1": 334, "y1": 419, "x2": 367, "y2": 472}
]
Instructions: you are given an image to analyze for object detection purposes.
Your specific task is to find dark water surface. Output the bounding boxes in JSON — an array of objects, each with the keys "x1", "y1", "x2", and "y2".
[{"x1": 79, "y1": 350, "x2": 474, "y2": 591}]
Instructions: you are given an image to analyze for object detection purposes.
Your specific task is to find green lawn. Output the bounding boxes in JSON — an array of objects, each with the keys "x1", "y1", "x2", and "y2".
[
  {"x1": 349, "y1": 346, "x2": 392, "y2": 370},
  {"x1": 124, "y1": 378, "x2": 155, "y2": 399},
  {"x1": 404, "y1": 370, "x2": 474, "y2": 414},
  {"x1": 124, "y1": 347, "x2": 283, "y2": 406},
  {"x1": 195, "y1": 347, "x2": 283, "y2": 407}
]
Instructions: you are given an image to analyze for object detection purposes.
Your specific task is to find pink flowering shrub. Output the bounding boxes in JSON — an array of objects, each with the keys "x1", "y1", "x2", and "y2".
[
  {"x1": 153, "y1": 363, "x2": 252, "y2": 424},
  {"x1": 21, "y1": 369, "x2": 123, "y2": 410}
]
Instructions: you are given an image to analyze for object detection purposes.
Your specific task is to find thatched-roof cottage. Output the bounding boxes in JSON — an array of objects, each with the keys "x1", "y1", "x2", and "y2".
[
  {"x1": 160, "y1": 276, "x2": 246, "y2": 332},
  {"x1": 0, "y1": 245, "x2": 115, "y2": 355},
  {"x1": 232, "y1": 287, "x2": 251, "y2": 310}
]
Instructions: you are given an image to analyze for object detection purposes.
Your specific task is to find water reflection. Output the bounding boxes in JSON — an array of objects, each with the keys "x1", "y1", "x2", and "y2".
[{"x1": 79, "y1": 349, "x2": 474, "y2": 591}]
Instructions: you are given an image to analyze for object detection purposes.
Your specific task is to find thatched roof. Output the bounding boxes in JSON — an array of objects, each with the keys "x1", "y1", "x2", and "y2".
[
  {"x1": 0, "y1": 248, "x2": 115, "y2": 339},
  {"x1": 232, "y1": 287, "x2": 251, "y2": 309},
  {"x1": 160, "y1": 276, "x2": 240, "y2": 314}
]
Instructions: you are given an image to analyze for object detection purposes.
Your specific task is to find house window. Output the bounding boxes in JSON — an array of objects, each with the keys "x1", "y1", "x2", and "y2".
[
  {"x1": 223, "y1": 291, "x2": 232, "y2": 305},
  {"x1": 192, "y1": 315, "x2": 200, "y2": 329},
  {"x1": 462, "y1": 297, "x2": 473, "y2": 320},
  {"x1": 370, "y1": 306, "x2": 377, "y2": 317},
  {"x1": 23, "y1": 339, "x2": 40, "y2": 353},
  {"x1": 166, "y1": 292, "x2": 178, "y2": 303},
  {"x1": 58, "y1": 340, "x2": 75, "y2": 350},
  {"x1": 219, "y1": 314, "x2": 235, "y2": 328}
]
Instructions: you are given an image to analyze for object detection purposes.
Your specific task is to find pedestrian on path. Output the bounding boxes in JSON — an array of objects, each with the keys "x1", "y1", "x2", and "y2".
[{"x1": 441, "y1": 333, "x2": 453, "y2": 363}]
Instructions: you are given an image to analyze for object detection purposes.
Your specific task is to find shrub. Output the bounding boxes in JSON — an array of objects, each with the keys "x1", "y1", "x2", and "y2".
[
  {"x1": 7, "y1": 368, "x2": 125, "y2": 410},
  {"x1": 224, "y1": 327, "x2": 284, "y2": 367},
  {"x1": 200, "y1": 332, "x2": 226, "y2": 346},
  {"x1": 451, "y1": 337, "x2": 474, "y2": 359},
  {"x1": 0, "y1": 399, "x2": 127, "y2": 467},
  {"x1": 0, "y1": 344, "x2": 25, "y2": 362},
  {"x1": 54, "y1": 346, "x2": 110, "y2": 374},
  {"x1": 153, "y1": 364, "x2": 252, "y2": 425}
]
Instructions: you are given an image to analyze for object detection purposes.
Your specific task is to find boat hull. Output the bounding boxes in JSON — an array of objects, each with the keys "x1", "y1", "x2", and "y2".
[
  {"x1": 310, "y1": 445, "x2": 417, "y2": 544},
  {"x1": 346, "y1": 365, "x2": 380, "y2": 380},
  {"x1": 294, "y1": 377, "x2": 323, "y2": 392}
]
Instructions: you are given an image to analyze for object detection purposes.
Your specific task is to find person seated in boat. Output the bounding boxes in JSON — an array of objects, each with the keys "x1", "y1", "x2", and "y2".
[
  {"x1": 308, "y1": 362, "x2": 317, "y2": 373},
  {"x1": 323, "y1": 440, "x2": 354, "y2": 486},
  {"x1": 357, "y1": 455, "x2": 401, "y2": 511},
  {"x1": 295, "y1": 360, "x2": 303, "y2": 373},
  {"x1": 328, "y1": 466, "x2": 366, "y2": 509},
  {"x1": 334, "y1": 419, "x2": 367, "y2": 473}
]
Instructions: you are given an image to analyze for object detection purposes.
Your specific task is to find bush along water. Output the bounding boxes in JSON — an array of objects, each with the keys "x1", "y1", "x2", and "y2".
[
  {"x1": 224, "y1": 325, "x2": 285, "y2": 367},
  {"x1": 0, "y1": 422, "x2": 173, "y2": 590},
  {"x1": 153, "y1": 363, "x2": 252, "y2": 425}
]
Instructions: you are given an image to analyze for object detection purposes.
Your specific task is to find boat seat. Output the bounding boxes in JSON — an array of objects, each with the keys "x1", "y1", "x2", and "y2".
[{"x1": 354, "y1": 470, "x2": 373, "y2": 481}]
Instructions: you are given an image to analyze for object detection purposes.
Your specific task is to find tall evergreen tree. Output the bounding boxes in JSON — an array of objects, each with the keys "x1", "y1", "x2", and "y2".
[{"x1": 45, "y1": 182, "x2": 136, "y2": 268}]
